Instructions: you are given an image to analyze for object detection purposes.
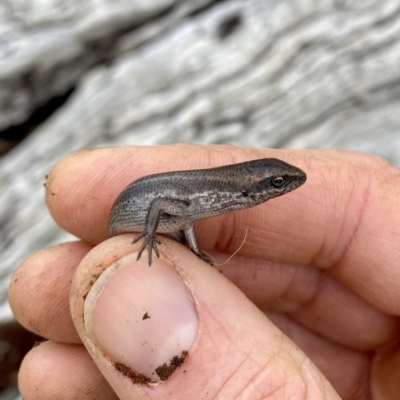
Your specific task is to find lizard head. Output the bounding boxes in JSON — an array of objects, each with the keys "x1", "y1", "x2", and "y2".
[{"x1": 239, "y1": 158, "x2": 307, "y2": 203}]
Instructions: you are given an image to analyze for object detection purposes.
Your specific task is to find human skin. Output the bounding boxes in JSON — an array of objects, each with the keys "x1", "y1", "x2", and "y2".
[{"x1": 9, "y1": 144, "x2": 400, "y2": 399}]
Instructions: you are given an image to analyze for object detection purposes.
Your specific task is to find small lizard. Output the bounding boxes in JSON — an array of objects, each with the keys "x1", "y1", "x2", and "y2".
[{"x1": 109, "y1": 158, "x2": 306, "y2": 266}]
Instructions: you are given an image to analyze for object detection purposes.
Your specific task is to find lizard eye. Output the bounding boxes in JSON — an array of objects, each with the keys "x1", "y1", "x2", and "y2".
[{"x1": 271, "y1": 176, "x2": 285, "y2": 188}]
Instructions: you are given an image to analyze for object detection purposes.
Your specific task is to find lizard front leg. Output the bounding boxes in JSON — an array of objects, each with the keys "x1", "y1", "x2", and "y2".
[{"x1": 132, "y1": 198, "x2": 190, "y2": 266}]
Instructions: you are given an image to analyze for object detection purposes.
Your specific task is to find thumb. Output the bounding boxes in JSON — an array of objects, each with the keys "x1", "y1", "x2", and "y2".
[{"x1": 70, "y1": 235, "x2": 339, "y2": 399}]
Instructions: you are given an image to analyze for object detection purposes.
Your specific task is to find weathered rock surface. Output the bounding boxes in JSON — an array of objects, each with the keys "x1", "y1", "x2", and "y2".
[
  {"x1": 0, "y1": 0, "x2": 214, "y2": 131},
  {"x1": 1, "y1": 0, "x2": 400, "y2": 397}
]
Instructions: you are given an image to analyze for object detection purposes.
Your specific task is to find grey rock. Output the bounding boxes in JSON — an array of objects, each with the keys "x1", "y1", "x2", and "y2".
[{"x1": 0, "y1": 0, "x2": 214, "y2": 131}]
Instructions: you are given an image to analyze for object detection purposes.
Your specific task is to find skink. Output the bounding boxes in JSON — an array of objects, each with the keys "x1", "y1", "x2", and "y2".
[{"x1": 109, "y1": 158, "x2": 307, "y2": 265}]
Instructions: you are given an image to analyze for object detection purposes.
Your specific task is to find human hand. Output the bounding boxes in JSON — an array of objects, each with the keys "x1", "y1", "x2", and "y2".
[{"x1": 9, "y1": 145, "x2": 400, "y2": 399}]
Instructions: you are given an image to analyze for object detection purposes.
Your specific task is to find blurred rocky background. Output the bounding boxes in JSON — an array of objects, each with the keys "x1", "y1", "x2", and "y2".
[{"x1": 1, "y1": 0, "x2": 400, "y2": 398}]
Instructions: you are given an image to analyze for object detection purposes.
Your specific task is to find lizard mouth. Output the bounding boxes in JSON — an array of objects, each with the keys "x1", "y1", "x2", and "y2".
[
  {"x1": 277, "y1": 172, "x2": 307, "y2": 194},
  {"x1": 291, "y1": 173, "x2": 307, "y2": 189}
]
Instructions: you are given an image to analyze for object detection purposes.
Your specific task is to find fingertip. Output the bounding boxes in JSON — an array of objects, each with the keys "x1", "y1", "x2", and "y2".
[
  {"x1": 45, "y1": 149, "x2": 117, "y2": 243},
  {"x1": 9, "y1": 241, "x2": 91, "y2": 343},
  {"x1": 70, "y1": 235, "x2": 337, "y2": 398},
  {"x1": 19, "y1": 342, "x2": 117, "y2": 400}
]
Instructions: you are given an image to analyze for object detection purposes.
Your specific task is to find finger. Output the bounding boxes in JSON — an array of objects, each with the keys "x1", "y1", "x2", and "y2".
[
  {"x1": 70, "y1": 235, "x2": 340, "y2": 399},
  {"x1": 221, "y1": 256, "x2": 400, "y2": 351},
  {"x1": 46, "y1": 145, "x2": 400, "y2": 316},
  {"x1": 267, "y1": 312, "x2": 370, "y2": 399},
  {"x1": 11, "y1": 238, "x2": 398, "y2": 354},
  {"x1": 45, "y1": 145, "x2": 307, "y2": 245},
  {"x1": 9, "y1": 241, "x2": 93, "y2": 343},
  {"x1": 10, "y1": 238, "x2": 399, "y2": 353},
  {"x1": 19, "y1": 341, "x2": 118, "y2": 400}
]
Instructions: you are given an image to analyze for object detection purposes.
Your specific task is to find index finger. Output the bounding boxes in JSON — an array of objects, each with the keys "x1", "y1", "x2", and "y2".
[{"x1": 46, "y1": 144, "x2": 400, "y2": 315}]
